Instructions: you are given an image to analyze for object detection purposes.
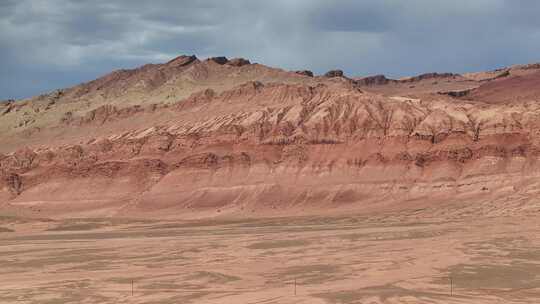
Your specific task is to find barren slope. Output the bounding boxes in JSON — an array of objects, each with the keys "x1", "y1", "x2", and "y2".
[
  {"x1": 465, "y1": 70, "x2": 540, "y2": 103},
  {"x1": 2, "y1": 57, "x2": 540, "y2": 219}
]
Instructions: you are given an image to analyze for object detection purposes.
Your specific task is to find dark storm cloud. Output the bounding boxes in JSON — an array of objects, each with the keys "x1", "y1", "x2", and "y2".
[
  {"x1": 2, "y1": 0, "x2": 540, "y2": 99},
  {"x1": 308, "y1": 1, "x2": 396, "y2": 32}
]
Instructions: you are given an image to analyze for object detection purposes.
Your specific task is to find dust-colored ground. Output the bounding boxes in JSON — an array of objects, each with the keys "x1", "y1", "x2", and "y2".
[
  {"x1": 5, "y1": 55, "x2": 540, "y2": 303},
  {"x1": 1, "y1": 208, "x2": 540, "y2": 304}
]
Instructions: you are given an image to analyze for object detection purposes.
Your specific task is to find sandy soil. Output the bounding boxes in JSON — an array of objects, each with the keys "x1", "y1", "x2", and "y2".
[{"x1": 1, "y1": 206, "x2": 539, "y2": 304}]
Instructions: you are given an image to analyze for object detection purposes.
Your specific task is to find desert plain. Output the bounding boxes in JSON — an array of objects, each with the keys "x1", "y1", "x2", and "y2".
[{"x1": 2, "y1": 200, "x2": 540, "y2": 303}]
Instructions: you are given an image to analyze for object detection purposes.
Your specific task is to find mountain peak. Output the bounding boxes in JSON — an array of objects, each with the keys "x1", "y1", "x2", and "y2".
[{"x1": 166, "y1": 54, "x2": 198, "y2": 67}]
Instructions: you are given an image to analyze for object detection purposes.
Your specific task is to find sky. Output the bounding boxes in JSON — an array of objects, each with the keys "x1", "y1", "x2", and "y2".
[{"x1": 2, "y1": 0, "x2": 540, "y2": 99}]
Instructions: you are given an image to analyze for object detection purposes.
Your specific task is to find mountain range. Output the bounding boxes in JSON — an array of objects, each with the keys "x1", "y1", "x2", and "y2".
[{"x1": 2, "y1": 55, "x2": 540, "y2": 219}]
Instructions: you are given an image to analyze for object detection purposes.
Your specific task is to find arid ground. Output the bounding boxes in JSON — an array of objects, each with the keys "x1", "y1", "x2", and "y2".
[
  {"x1": 4, "y1": 56, "x2": 540, "y2": 303},
  {"x1": 2, "y1": 202, "x2": 540, "y2": 304}
]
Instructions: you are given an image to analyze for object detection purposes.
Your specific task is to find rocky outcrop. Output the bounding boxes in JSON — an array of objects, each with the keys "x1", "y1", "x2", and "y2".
[
  {"x1": 437, "y1": 89, "x2": 473, "y2": 98},
  {"x1": 354, "y1": 75, "x2": 393, "y2": 86},
  {"x1": 227, "y1": 58, "x2": 251, "y2": 67},
  {"x1": 400, "y1": 72, "x2": 458, "y2": 82},
  {"x1": 207, "y1": 56, "x2": 229, "y2": 65},
  {"x1": 166, "y1": 55, "x2": 198, "y2": 67},
  {"x1": 324, "y1": 70, "x2": 344, "y2": 78},
  {"x1": 295, "y1": 70, "x2": 314, "y2": 77}
]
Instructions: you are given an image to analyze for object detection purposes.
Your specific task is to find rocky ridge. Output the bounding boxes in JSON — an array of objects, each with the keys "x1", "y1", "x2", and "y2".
[{"x1": 2, "y1": 56, "x2": 540, "y2": 218}]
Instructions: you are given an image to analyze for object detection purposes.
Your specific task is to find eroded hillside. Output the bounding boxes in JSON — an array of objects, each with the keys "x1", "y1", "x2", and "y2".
[{"x1": 2, "y1": 56, "x2": 540, "y2": 218}]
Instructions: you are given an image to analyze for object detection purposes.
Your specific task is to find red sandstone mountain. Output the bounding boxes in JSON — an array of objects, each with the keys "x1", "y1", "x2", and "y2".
[{"x1": 2, "y1": 55, "x2": 540, "y2": 219}]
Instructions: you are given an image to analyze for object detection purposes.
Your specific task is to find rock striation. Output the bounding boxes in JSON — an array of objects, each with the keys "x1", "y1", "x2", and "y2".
[{"x1": 2, "y1": 56, "x2": 540, "y2": 218}]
